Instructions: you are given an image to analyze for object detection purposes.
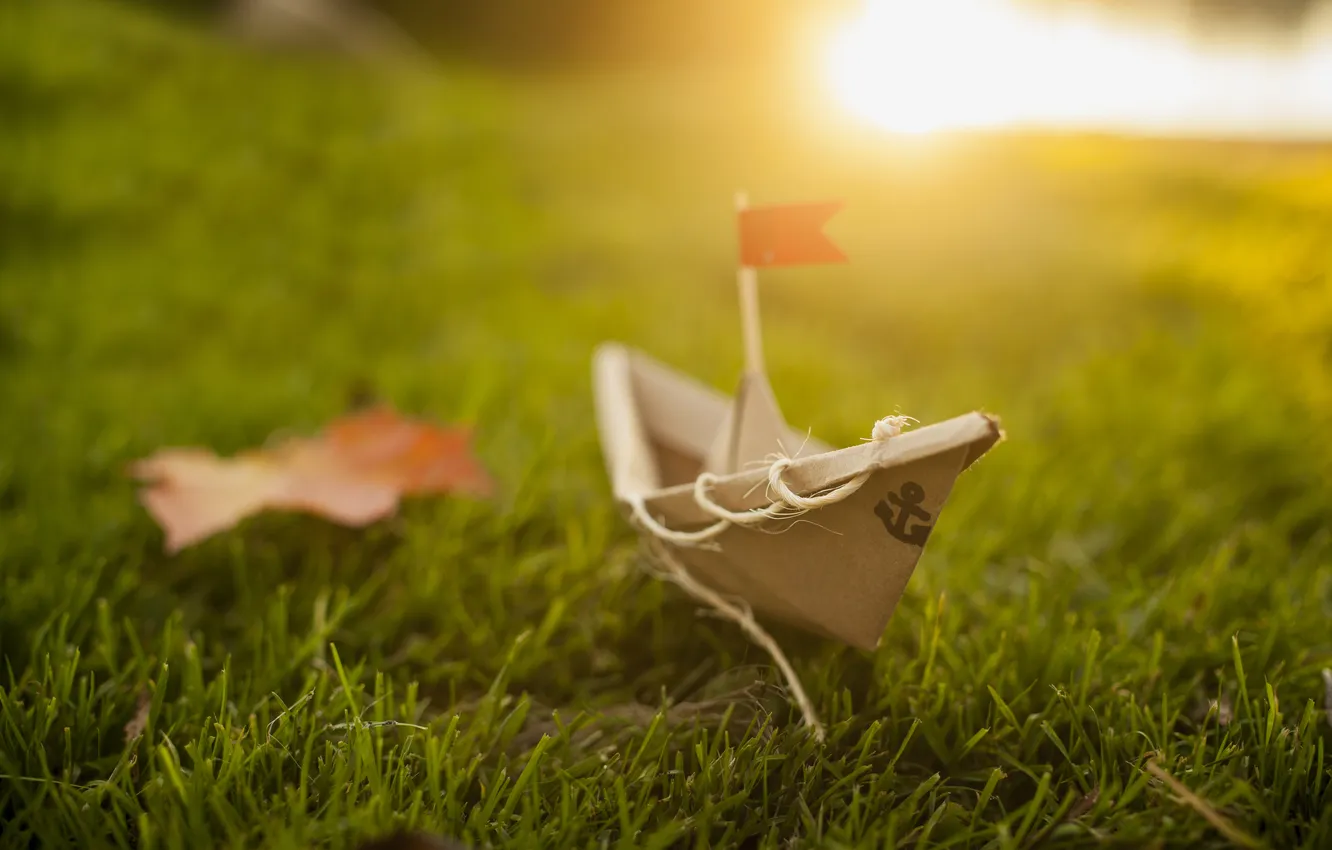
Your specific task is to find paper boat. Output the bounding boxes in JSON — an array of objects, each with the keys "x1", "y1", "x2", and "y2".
[{"x1": 593, "y1": 343, "x2": 1002, "y2": 651}]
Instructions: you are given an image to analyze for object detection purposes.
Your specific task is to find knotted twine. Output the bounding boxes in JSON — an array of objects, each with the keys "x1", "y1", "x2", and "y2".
[{"x1": 630, "y1": 415, "x2": 912, "y2": 742}]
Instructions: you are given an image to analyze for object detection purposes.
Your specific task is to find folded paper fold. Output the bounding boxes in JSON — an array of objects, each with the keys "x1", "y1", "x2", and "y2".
[{"x1": 593, "y1": 343, "x2": 1002, "y2": 650}]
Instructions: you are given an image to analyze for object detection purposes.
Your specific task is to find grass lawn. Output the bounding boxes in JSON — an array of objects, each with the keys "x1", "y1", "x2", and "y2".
[{"x1": 5, "y1": 1, "x2": 1332, "y2": 847}]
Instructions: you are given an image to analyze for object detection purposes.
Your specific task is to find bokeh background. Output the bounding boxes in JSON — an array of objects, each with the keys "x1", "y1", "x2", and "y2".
[{"x1": 4, "y1": 0, "x2": 1332, "y2": 846}]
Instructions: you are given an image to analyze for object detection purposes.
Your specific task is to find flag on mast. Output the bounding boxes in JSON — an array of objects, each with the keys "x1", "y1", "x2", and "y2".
[
  {"x1": 737, "y1": 201, "x2": 846, "y2": 268},
  {"x1": 705, "y1": 197, "x2": 847, "y2": 476}
]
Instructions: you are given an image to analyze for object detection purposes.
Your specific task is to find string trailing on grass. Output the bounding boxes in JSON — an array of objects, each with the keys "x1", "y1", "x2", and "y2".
[
  {"x1": 631, "y1": 415, "x2": 913, "y2": 742},
  {"x1": 642, "y1": 538, "x2": 827, "y2": 742},
  {"x1": 1144, "y1": 758, "x2": 1262, "y2": 849}
]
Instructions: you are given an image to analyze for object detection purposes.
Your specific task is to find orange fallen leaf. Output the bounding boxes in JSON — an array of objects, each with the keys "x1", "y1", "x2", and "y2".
[{"x1": 131, "y1": 406, "x2": 492, "y2": 553}]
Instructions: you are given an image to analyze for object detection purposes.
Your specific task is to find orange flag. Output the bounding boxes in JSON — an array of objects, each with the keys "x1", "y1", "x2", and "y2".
[{"x1": 737, "y1": 201, "x2": 846, "y2": 268}]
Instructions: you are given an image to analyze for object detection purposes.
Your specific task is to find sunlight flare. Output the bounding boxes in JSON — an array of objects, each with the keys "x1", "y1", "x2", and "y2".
[{"x1": 827, "y1": 0, "x2": 1332, "y2": 136}]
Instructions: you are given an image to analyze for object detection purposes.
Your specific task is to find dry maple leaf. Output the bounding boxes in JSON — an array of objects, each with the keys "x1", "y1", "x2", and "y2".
[{"x1": 131, "y1": 406, "x2": 492, "y2": 554}]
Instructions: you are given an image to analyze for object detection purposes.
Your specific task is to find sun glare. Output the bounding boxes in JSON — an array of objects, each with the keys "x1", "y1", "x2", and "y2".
[{"x1": 827, "y1": 0, "x2": 1332, "y2": 137}]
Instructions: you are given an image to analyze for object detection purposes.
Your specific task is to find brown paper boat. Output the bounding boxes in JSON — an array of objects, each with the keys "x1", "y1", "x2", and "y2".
[{"x1": 593, "y1": 342, "x2": 1002, "y2": 651}]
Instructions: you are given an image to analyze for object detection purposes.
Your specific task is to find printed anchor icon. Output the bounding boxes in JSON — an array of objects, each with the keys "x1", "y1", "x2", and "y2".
[{"x1": 875, "y1": 481, "x2": 934, "y2": 546}]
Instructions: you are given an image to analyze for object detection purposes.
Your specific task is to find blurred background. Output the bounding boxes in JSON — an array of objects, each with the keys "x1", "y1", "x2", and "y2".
[
  {"x1": 6, "y1": 0, "x2": 1332, "y2": 511},
  {"x1": 138, "y1": 0, "x2": 1332, "y2": 135},
  {"x1": 6, "y1": 0, "x2": 1332, "y2": 550},
  {"x1": 5, "y1": 5, "x2": 1332, "y2": 842}
]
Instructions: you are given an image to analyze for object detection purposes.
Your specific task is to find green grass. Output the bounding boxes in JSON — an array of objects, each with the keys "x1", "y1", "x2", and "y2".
[{"x1": 5, "y1": 1, "x2": 1332, "y2": 847}]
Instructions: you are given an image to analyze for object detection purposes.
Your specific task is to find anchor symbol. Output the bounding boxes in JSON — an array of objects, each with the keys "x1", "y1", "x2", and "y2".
[{"x1": 875, "y1": 481, "x2": 933, "y2": 547}]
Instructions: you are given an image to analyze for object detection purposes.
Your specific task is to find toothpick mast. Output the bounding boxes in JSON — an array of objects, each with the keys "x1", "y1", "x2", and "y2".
[
  {"x1": 736, "y1": 192, "x2": 765, "y2": 375},
  {"x1": 700, "y1": 192, "x2": 791, "y2": 475}
]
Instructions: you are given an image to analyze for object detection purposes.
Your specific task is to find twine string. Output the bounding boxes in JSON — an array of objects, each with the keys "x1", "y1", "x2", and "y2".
[
  {"x1": 631, "y1": 414, "x2": 909, "y2": 547},
  {"x1": 629, "y1": 415, "x2": 910, "y2": 743}
]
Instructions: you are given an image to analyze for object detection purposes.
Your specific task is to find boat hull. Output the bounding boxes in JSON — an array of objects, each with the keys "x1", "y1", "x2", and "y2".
[{"x1": 593, "y1": 343, "x2": 1001, "y2": 650}]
